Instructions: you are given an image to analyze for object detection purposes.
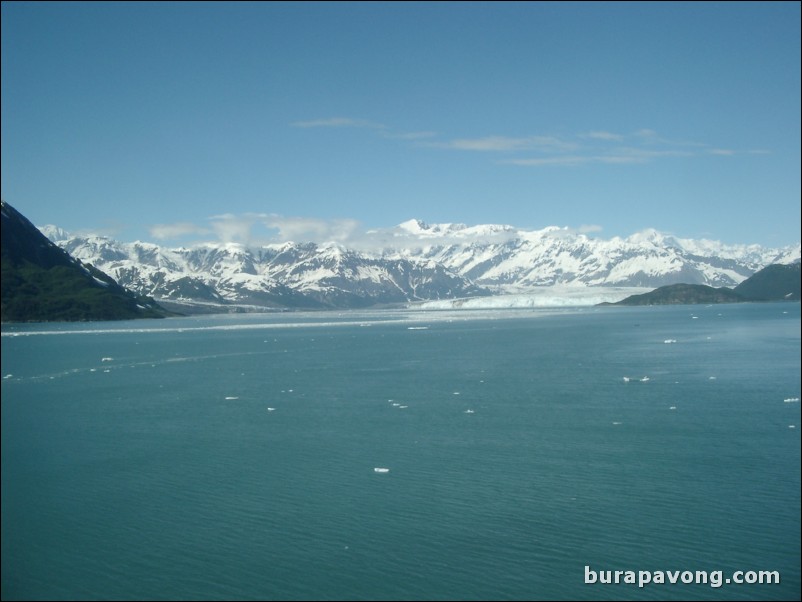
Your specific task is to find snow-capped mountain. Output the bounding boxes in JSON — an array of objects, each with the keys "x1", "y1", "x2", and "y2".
[
  {"x1": 40, "y1": 227, "x2": 488, "y2": 310},
  {"x1": 39, "y1": 221, "x2": 800, "y2": 311},
  {"x1": 382, "y1": 220, "x2": 800, "y2": 290}
]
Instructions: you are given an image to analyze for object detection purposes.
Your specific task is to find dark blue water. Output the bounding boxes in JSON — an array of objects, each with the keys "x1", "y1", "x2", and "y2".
[{"x1": 2, "y1": 304, "x2": 800, "y2": 600}]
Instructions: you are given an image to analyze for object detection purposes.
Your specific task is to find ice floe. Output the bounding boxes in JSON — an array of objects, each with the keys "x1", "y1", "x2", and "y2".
[
  {"x1": 373, "y1": 467, "x2": 390, "y2": 473},
  {"x1": 784, "y1": 397, "x2": 800, "y2": 403}
]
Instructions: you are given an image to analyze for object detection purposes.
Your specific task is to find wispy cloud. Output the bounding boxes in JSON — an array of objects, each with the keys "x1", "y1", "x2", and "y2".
[
  {"x1": 432, "y1": 135, "x2": 578, "y2": 153},
  {"x1": 584, "y1": 130, "x2": 624, "y2": 141},
  {"x1": 502, "y1": 156, "x2": 589, "y2": 167},
  {"x1": 385, "y1": 130, "x2": 438, "y2": 140},
  {"x1": 261, "y1": 215, "x2": 361, "y2": 243},
  {"x1": 208, "y1": 213, "x2": 259, "y2": 243},
  {"x1": 291, "y1": 117, "x2": 760, "y2": 168},
  {"x1": 501, "y1": 147, "x2": 696, "y2": 167},
  {"x1": 291, "y1": 117, "x2": 386, "y2": 129},
  {"x1": 150, "y1": 222, "x2": 211, "y2": 240}
]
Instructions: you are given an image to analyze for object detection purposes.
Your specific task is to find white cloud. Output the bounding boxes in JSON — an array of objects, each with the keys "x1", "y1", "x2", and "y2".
[
  {"x1": 502, "y1": 155, "x2": 589, "y2": 166},
  {"x1": 434, "y1": 135, "x2": 577, "y2": 152},
  {"x1": 291, "y1": 116, "x2": 754, "y2": 169},
  {"x1": 260, "y1": 215, "x2": 361, "y2": 243},
  {"x1": 149, "y1": 222, "x2": 211, "y2": 240},
  {"x1": 585, "y1": 130, "x2": 624, "y2": 141},
  {"x1": 208, "y1": 213, "x2": 258, "y2": 243},
  {"x1": 634, "y1": 128, "x2": 658, "y2": 138},
  {"x1": 291, "y1": 117, "x2": 385, "y2": 129},
  {"x1": 385, "y1": 131, "x2": 438, "y2": 140}
]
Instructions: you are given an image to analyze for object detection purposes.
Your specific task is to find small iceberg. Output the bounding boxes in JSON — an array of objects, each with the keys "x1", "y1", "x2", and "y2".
[
  {"x1": 374, "y1": 467, "x2": 390, "y2": 473},
  {"x1": 267, "y1": 407, "x2": 276, "y2": 412},
  {"x1": 640, "y1": 376, "x2": 650, "y2": 382},
  {"x1": 622, "y1": 377, "x2": 630, "y2": 383},
  {"x1": 464, "y1": 409, "x2": 475, "y2": 414},
  {"x1": 101, "y1": 357, "x2": 114, "y2": 362},
  {"x1": 784, "y1": 398, "x2": 800, "y2": 403},
  {"x1": 664, "y1": 339, "x2": 677, "y2": 344},
  {"x1": 225, "y1": 396, "x2": 239, "y2": 400},
  {"x1": 669, "y1": 406, "x2": 677, "y2": 410}
]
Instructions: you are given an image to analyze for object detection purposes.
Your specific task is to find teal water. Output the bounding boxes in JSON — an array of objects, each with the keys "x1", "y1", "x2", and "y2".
[{"x1": 2, "y1": 303, "x2": 800, "y2": 601}]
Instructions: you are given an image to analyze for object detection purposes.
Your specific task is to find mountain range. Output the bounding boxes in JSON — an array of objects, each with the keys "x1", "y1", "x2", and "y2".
[{"x1": 38, "y1": 218, "x2": 800, "y2": 312}]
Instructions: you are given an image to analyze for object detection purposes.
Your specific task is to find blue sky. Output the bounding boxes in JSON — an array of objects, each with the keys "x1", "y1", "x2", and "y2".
[{"x1": 2, "y1": 1, "x2": 800, "y2": 247}]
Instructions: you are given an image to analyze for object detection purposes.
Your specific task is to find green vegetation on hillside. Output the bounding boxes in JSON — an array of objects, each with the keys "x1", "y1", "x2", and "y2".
[{"x1": 1, "y1": 200, "x2": 175, "y2": 322}]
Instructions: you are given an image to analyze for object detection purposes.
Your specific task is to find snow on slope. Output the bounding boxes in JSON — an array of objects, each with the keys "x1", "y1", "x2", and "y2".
[{"x1": 38, "y1": 220, "x2": 800, "y2": 310}]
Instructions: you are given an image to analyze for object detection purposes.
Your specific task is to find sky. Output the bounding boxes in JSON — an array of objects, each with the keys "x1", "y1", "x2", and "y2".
[{"x1": 2, "y1": 1, "x2": 800, "y2": 248}]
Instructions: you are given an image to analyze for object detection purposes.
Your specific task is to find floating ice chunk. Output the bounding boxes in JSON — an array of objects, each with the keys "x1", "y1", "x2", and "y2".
[
  {"x1": 464, "y1": 409, "x2": 475, "y2": 414},
  {"x1": 267, "y1": 407, "x2": 276, "y2": 412},
  {"x1": 612, "y1": 421, "x2": 622, "y2": 425},
  {"x1": 669, "y1": 406, "x2": 677, "y2": 410},
  {"x1": 374, "y1": 467, "x2": 390, "y2": 473},
  {"x1": 664, "y1": 339, "x2": 677, "y2": 344},
  {"x1": 640, "y1": 376, "x2": 650, "y2": 382},
  {"x1": 789, "y1": 425, "x2": 797, "y2": 429},
  {"x1": 398, "y1": 405, "x2": 408, "y2": 409},
  {"x1": 101, "y1": 357, "x2": 113, "y2": 362},
  {"x1": 3, "y1": 374, "x2": 12, "y2": 379},
  {"x1": 709, "y1": 376, "x2": 716, "y2": 380},
  {"x1": 784, "y1": 398, "x2": 800, "y2": 403},
  {"x1": 407, "y1": 326, "x2": 429, "y2": 330},
  {"x1": 392, "y1": 403, "x2": 400, "y2": 407},
  {"x1": 225, "y1": 396, "x2": 239, "y2": 400},
  {"x1": 453, "y1": 392, "x2": 460, "y2": 395},
  {"x1": 622, "y1": 377, "x2": 630, "y2": 383}
]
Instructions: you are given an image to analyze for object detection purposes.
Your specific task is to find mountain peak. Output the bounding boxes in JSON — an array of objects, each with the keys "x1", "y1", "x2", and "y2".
[{"x1": 398, "y1": 219, "x2": 431, "y2": 233}]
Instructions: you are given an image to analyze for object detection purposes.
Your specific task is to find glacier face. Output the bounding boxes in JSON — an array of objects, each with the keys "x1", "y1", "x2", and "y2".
[{"x1": 38, "y1": 222, "x2": 801, "y2": 311}]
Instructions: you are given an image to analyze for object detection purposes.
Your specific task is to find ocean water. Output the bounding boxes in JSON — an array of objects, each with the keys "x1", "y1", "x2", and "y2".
[{"x1": 1, "y1": 303, "x2": 800, "y2": 601}]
